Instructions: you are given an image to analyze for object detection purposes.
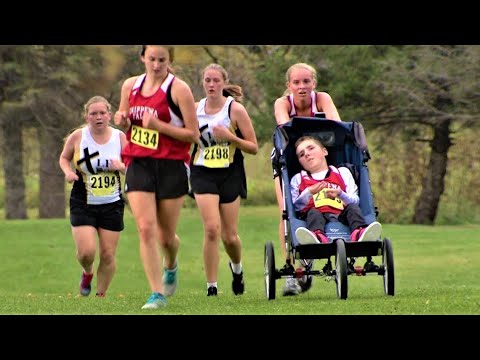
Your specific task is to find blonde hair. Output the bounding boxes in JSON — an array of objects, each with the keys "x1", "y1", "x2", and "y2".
[
  {"x1": 283, "y1": 62, "x2": 318, "y2": 96},
  {"x1": 202, "y1": 63, "x2": 243, "y2": 102},
  {"x1": 63, "y1": 95, "x2": 111, "y2": 142},
  {"x1": 83, "y1": 95, "x2": 112, "y2": 117}
]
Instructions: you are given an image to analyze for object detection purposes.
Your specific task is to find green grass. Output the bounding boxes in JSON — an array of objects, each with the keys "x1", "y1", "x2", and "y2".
[{"x1": 0, "y1": 206, "x2": 479, "y2": 315}]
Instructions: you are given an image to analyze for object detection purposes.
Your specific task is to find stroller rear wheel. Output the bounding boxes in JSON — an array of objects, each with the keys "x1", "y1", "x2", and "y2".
[
  {"x1": 382, "y1": 238, "x2": 395, "y2": 296},
  {"x1": 264, "y1": 242, "x2": 276, "y2": 300},
  {"x1": 335, "y1": 239, "x2": 348, "y2": 300}
]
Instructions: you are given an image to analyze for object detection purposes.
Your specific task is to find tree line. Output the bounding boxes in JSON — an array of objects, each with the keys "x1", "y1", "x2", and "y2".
[{"x1": 0, "y1": 45, "x2": 478, "y2": 224}]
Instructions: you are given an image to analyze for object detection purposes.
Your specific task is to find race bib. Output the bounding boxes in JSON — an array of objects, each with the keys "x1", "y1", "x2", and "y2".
[
  {"x1": 131, "y1": 125, "x2": 159, "y2": 150},
  {"x1": 203, "y1": 144, "x2": 230, "y2": 168},
  {"x1": 89, "y1": 173, "x2": 117, "y2": 197},
  {"x1": 313, "y1": 189, "x2": 344, "y2": 210}
]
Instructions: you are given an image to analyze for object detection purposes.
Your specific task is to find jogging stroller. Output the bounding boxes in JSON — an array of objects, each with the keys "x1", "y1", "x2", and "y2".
[{"x1": 264, "y1": 116, "x2": 395, "y2": 300}]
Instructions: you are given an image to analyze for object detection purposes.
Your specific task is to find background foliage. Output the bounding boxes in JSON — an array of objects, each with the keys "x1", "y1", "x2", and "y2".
[{"x1": 0, "y1": 45, "x2": 479, "y2": 224}]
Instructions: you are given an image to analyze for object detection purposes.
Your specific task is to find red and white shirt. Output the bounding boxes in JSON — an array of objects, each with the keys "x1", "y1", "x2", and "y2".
[
  {"x1": 290, "y1": 165, "x2": 359, "y2": 215},
  {"x1": 122, "y1": 73, "x2": 190, "y2": 166}
]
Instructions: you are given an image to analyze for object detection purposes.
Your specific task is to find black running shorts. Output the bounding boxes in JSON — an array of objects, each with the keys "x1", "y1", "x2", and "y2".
[
  {"x1": 190, "y1": 161, "x2": 246, "y2": 204},
  {"x1": 70, "y1": 198, "x2": 125, "y2": 231},
  {"x1": 125, "y1": 157, "x2": 189, "y2": 199}
]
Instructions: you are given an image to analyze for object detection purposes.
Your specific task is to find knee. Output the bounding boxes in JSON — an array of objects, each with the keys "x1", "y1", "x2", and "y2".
[
  {"x1": 77, "y1": 251, "x2": 95, "y2": 264},
  {"x1": 204, "y1": 223, "x2": 220, "y2": 242},
  {"x1": 344, "y1": 203, "x2": 360, "y2": 213},
  {"x1": 136, "y1": 221, "x2": 157, "y2": 243},
  {"x1": 222, "y1": 232, "x2": 240, "y2": 247},
  {"x1": 99, "y1": 252, "x2": 115, "y2": 266}
]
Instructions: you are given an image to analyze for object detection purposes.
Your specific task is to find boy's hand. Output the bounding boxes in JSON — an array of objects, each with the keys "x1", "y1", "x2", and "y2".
[
  {"x1": 308, "y1": 181, "x2": 327, "y2": 195},
  {"x1": 324, "y1": 188, "x2": 341, "y2": 199}
]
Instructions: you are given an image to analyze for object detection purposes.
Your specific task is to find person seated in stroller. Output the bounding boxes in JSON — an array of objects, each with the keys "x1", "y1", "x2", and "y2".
[{"x1": 291, "y1": 136, "x2": 382, "y2": 245}]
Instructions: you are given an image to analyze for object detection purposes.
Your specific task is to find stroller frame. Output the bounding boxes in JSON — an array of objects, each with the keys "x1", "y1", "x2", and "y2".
[{"x1": 264, "y1": 117, "x2": 395, "y2": 300}]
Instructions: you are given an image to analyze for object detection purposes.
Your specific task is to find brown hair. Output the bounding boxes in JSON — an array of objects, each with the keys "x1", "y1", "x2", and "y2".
[
  {"x1": 141, "y1": 45, "x2": 175, "y2": 74},
  {"x1": 294, "y1": 136, "x2": 325, "y2": 149},
  {"x1": 202, "y1": 63, "x2": 243, "y2": 102}
]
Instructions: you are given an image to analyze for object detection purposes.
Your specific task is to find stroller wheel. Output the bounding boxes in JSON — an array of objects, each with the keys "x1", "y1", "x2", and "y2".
[
  {"x1": 264, "y1": 242, "x2": 276, "y2": 300},
  {"x1": 335, "y1": 239, "x2": 348, "y2": 300},
  {"x1": 382, "y1": 238, "x2": 395, "y2": 296}
]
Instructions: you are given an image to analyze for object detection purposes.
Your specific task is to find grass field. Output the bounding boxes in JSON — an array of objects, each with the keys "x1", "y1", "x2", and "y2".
[{"x1": 0, "y1": 206, "x2": 479, "y2": 315}]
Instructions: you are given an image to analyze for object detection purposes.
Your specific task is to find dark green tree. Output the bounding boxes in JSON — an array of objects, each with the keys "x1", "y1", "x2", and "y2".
[
  {"x1": 0, "y1": 45, "x2": 126, "y2": 218},
  {"x1": 370, "y1": 45, "x2": 480, "y2": 224}
]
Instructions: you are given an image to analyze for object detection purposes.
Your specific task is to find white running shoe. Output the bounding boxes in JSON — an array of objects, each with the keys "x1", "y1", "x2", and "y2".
[
  {"x1": 358, "y1": 221, "x2": 382, "y2": 242},
  {"x1": 141, "y1": 292, "x2": 167, "y2": 309},
  {"x1": 295, "y1": 227, "x2": 321, "y2": 245}
]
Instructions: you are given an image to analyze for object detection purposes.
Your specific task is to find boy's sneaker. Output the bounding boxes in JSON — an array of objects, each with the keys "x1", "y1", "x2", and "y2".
[
  {"x1": 163, "y1": 264, "x2": 178, "y2": 296},
  {"x1": 229, "y1": 262, "x2": 245, "y2": 295},
  {"x1": 141, "y1": 292, "x2": 167, "y2": 309},
  {"x1": 295, "y1": 227, "x2": 320, "y2": 245},
  {"x1": 282, "y1": 277, "x2": 301, "y2": 296},
  {"x1": 296, "y1": 227, "x2": 328, "y2": 244},
  {"x1": 351, "y1": 221, "x2": 382, "y2": 242},
  {"x1": 79, "y1": 272, "x2": 94, "y2": 297},
  {"x1": 207, "y1": 286, "x2": 218, "y2": 296}
]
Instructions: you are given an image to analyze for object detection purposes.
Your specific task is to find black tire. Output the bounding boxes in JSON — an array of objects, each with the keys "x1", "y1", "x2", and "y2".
[
  {"x1": 264, "y1": 242, "x2": 276, "y2": 300},
  {"x1": 335, "y1": 239, "x2": 348, "y2": 300},
  {"x1": 382, "y1": 238, "x2": 395, "y2": 296}
]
